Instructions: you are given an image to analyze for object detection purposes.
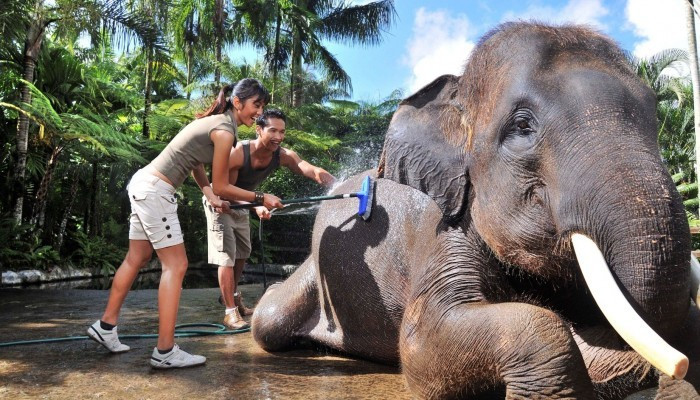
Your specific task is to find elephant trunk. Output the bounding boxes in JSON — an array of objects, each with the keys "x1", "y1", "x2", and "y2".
[
  {"x1": 572, "y1": 233, "x2": 688, "y2": 379},
  {"x1": 557, "y1": 148, "x2": 691, "y2": 378},
  {"x1": 559, "y1": 151, "x2": 691, "y2": 339}
]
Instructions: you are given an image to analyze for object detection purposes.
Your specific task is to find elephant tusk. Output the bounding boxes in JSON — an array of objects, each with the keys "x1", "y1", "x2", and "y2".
[
  {"x1": 690, "y1": 254, "x2": 700, "y2": 310},
  {"x1": 571, "y1": 233, "x2": 688, "y2": 380}
]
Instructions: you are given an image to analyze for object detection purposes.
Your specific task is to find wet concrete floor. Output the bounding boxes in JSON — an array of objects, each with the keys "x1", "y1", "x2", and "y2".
[{"x1": 0, "y1": 285, "x2": 411, "y2": 399}]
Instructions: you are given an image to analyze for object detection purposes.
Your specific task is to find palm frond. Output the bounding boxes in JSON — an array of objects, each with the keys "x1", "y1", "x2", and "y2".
[
  {"x1": 317, "y1": 0, "x2": 396, "y2": 45},
  {"x1": 306, "y1": 40, "x2": 352, "y2": 93}
]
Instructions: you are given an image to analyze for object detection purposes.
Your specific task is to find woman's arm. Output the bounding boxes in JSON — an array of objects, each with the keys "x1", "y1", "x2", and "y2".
[
  {"x1": 191, "y1": 164, "x2": 229, "y2": 211},
  {"x1": 280, "y1": 148, "x2": 336, "y2": 187},
  {"x1": 210, "y1": 130, "x2": 283, "y2": 209}
]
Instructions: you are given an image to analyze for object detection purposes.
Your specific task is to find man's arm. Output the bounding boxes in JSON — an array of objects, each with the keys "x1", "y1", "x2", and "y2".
[
  {"x1": 280, "y1": 148, "x2": 336, "y2": 187},
  {"x1": 210, "y1": 130, "x2": 283, "y2": 209}
]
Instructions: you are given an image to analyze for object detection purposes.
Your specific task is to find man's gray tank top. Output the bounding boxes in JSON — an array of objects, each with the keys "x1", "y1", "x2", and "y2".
[
  {"x1": 149, "y1": 110, "x2": 238, "y2": 187},
  {"x1": 234, "y1": 140, "x2": 280, "y2": 191}
]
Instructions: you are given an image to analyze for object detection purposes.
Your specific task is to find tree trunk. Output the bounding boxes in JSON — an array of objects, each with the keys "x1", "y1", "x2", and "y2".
[
  {"x1": 291, "y1": 28, "x2": 303, "y2": 107},
  {"x1": 89, "y1": 160, "x2": 99, "y2": 236},
  {"x1": 14, "y1": 8, "x2": 47, "y2": 224},
  {"x1": 186, "y1": 49, "x2": 193, "y2": 100},
  {"x1": 31, "y1": 146, "x2": 62, "y2": 228},
  {"x1": 56, "y1": 167, "x2": 80, "y2": 251},
  {"x1": 143, "y1": 44, "x2": 153, "y2": 138},
  {"x1": 214, "y1": 0, "x2": 224, "y2": 86},
  {"x1": 687, "y1": 1, "x2": 700, "y2": 216},
  {"x1": 271, "y1": 4, "x2": 282, "y2": 104},
  {"x1": 186, "y1": 13, "x2": 194, "y2": 100}
]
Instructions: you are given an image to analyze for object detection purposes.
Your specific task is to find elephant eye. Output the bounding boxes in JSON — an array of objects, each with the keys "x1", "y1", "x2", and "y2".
[
  {"x1": 500, "y1": 108, "x2": 538, "y2": 153},
  {"x1": 514, "y1": 117, "x2": 535, "y2": 135}
]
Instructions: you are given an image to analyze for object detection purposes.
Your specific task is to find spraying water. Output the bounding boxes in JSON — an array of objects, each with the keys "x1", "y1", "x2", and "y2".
[{"x1": 271, "y1": 138, "x2": 383, "y2": 217}]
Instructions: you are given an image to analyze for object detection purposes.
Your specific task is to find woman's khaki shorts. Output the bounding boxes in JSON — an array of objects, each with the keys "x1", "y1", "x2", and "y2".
[
  {"x1": 127, "y1": 169, "x2": 183, "y2": 249},
  {"x1": 203, "y1": 196, "x2": 251, "y2": 266}
]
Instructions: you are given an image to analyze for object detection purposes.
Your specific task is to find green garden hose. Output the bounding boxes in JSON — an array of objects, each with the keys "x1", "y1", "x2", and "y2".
[{"x1": 0, "y1": 323, "x2": 249, "y2": 348}]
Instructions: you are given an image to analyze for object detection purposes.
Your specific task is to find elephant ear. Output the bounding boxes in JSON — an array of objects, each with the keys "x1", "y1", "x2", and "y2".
[{"x1": 379, "y1": 74, "x2": 469, "y2": 223}]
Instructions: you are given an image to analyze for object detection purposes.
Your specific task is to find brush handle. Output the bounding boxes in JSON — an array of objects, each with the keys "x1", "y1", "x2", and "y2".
[{"x1": 228, "y1": 193, "x2": 358, "y2": 209}]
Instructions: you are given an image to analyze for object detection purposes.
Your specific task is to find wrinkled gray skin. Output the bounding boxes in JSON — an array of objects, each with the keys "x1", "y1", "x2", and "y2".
[{"x1": 252, "y1": 22, "x2": 700, "y2": 399}]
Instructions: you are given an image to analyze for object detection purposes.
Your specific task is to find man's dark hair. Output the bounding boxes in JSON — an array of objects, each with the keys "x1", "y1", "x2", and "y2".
[{"x1": 256, "y1": 108, "x2": 286, "y2": 128}]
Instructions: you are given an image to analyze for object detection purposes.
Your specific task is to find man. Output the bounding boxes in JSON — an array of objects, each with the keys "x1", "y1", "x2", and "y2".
[{"x1": 200, "y1": 109, "x2": 335, "y2": 329}]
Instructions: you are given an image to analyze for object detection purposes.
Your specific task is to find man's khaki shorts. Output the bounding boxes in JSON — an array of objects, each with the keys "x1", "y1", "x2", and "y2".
[
  {"x1": 127, "y1": 169, "x2": 183, "y2": 250},
  {"x1": 203, "y1": 196, "x2": 251, "y2": 266}
]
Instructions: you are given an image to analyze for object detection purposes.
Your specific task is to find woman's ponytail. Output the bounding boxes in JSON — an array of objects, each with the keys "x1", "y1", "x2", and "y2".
[
  {"x1": 196, "y1": 82, "x2": 237, "y2": 118},
  {"x1": 196, "y1": 78, "x2": 269, "y2": 119}
]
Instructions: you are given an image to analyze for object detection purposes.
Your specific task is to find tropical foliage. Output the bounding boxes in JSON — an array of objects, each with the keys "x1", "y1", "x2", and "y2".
[
  {"x1": 628, "y1": 49, "x2": 699, "y2": 222},
  {"x1": 3, "y1": 0, "x2": 700, "y2": 276},
  {"x1": 0, "y1": 0, "x2": 398, "y2": 273}
]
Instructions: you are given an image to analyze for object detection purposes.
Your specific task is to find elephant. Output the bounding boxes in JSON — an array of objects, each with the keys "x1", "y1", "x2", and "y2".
[{"x1": 251, "y1": 22, "x2": 700, "y2": 399}]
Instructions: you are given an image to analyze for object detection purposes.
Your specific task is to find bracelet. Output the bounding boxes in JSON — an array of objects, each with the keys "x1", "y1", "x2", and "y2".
[{"x1": 254, "y1": 191, "x2": 264, "y2": 203}]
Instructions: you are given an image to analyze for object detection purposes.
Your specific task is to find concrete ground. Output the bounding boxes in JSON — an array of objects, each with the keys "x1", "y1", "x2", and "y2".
[{"x1": 0, "y1": 285, "x2": 410, "y2": 400}]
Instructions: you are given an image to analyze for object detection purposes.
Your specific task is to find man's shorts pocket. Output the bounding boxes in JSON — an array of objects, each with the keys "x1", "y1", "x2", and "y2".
[{"x1": 211, "y1": 223, "x2": 225, "y2": 251}]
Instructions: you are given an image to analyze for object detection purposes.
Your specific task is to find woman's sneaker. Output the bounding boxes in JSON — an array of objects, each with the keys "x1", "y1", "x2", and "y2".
[
  {"x1": 150, "y1": 344, "x2": 206, "y2": 369},
  {"x1": 87, "y1": 320, "x2": 130, "y2": 353}
]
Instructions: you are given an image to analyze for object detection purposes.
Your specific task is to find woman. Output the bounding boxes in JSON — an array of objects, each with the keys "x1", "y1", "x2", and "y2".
[{"x1": 87, "y1": 79, "x2": 283, "y2": 369}]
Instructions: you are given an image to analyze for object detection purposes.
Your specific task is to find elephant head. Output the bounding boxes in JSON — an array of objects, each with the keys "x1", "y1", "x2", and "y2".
[{"x1": 380, "y1": 22, "x2": 691, "y2": 376}]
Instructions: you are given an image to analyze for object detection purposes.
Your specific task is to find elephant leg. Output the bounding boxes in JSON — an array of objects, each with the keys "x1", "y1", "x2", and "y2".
[
  {"x1": 400, "y1": 300, "x2": 596, "y2": 399},
  {"x1": 572, "y1": 326, "x2": 656, "y2": 399},
  {"x1": 251, "y1": 258, "x2": 320, "y2": 351},
  {"x1": 573, "y1": 308, "x2": 700, "y2": 399}
]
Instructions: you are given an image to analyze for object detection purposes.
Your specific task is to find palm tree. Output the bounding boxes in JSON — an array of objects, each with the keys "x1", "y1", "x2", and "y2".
[
  {"x1": 122, "y1": 0, "x2": 170, "y2": 139},
  {"x1": 237, "y1": 0, "x2": 395, "y2": 106},
  {"x1": 686, "y1": 0, "x2": 700, "y2": 215},
  {"x1": 629, "y1": 48, "x2": 689, "y2": 102},
  {"x1": 8, "y1": 0, "x2": 161, "y2": 224},
  {"x1": 172, "y1": 0, "x2": 210, "y2": 99},
  {"x1": 286, "y1": 0, "x2": 396, "y2": 106}
]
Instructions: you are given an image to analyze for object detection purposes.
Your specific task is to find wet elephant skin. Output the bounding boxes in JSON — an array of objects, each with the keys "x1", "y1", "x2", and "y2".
[{"x1": 253, "y1": 21, "x2": 699, "y2": 400}]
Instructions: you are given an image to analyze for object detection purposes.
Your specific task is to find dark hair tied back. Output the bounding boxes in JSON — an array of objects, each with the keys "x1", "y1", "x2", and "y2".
[
  {"x1": 197, "y1": 79, "x2": 269, "y2": 119},
  {"x1": 230, "y1": 78, "x2": 270, "y2": 105}
]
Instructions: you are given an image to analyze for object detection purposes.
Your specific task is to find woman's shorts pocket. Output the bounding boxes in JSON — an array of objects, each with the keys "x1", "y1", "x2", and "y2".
[{"x1": 158, "y1": 194, "x2": 178, "y2": 216}]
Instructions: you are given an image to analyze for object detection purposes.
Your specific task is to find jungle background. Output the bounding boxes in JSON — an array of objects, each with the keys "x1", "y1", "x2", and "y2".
[{"x1": 1, "y1": 0, "x2": 698, "y2": 280}]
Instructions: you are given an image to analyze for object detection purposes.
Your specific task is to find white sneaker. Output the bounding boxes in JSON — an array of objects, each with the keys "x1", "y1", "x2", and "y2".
[
  {"x1": 150, "y1": 344, "x2": 206, "y2": 369},
  {"x1": 87, "y1": 320, "x2": 130, "y2": 353}
]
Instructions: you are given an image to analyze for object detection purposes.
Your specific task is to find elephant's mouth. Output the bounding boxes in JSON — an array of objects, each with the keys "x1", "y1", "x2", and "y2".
[{"x1": 571, "y1": 233, "x2": 693, "y2": 380}]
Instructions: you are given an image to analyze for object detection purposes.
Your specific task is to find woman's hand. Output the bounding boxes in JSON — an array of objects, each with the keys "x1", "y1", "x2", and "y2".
[
  {"x1": 209, "y1": 196, "x2": 231, "y2": 213},
  {"x1": 254, "y1": 206, "x2": 272, "y2": 220}
]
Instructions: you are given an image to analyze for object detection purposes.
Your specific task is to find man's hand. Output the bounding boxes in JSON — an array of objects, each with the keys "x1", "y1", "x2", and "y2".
[
  {"x1": 262, "y1": 193, "x2": 284, "y2": 209},
  {"x1": 254, "y1": 206, "x2": 272, "y2": 220},
  {"x1": 316, "y1": 169, "x2": 336, "y2": 187}
]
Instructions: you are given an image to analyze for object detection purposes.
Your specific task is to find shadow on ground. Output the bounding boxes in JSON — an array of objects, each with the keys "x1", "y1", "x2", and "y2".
[{"x1": 0, "y1": 286, "x2": 410, "y2": 399}]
